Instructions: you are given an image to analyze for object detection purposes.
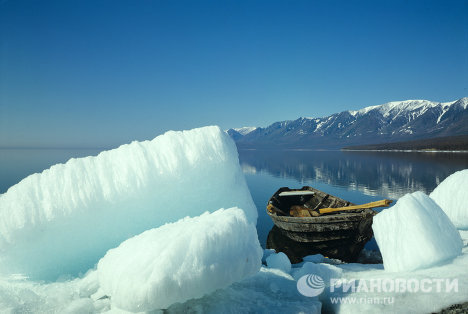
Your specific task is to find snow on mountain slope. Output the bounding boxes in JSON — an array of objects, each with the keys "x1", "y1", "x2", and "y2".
[
  {"x1": 234, "y1": 127, "x2": 258, "y2": 135},
  {"x1": 350, "y1": 100, "x2": 444, "y2": 118},
  {"x1": 229, "y1": 97, "x2": 468, "y2": 148}
]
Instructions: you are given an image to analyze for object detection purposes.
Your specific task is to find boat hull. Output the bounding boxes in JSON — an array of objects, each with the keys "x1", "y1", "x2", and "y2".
[
  {"x1": 267, "y1": 209, "x2": 375, "y2": 243},
  {"x1": 266, "y1": 186, "x2": 377, "y2": 262}
]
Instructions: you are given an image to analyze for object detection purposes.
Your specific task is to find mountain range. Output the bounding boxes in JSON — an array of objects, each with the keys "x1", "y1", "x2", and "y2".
[{"x1": 227, "y1": 97, "x2": 468, "y2": 149}]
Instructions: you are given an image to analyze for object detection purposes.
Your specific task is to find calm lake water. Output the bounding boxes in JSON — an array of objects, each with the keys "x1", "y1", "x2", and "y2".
[
  {"x1": 238, "y1": 149, "x2": 468, "y2": 247},
  {"x1": 1, "y1": 148, "x2": 468, "y2": 249}
]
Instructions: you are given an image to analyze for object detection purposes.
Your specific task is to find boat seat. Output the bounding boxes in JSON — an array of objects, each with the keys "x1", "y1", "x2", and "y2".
[{"x1": 279, "y1": 191, "x2": 315, "y2": 197}]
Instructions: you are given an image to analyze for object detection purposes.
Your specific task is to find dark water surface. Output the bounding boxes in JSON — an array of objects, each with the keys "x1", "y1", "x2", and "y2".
[{"x1": 1, "y1": 148, "x2": 467, "y2": 249}]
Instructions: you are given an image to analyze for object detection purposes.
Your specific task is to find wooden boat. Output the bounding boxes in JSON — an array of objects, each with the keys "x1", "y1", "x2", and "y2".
[{"x1": 266, "y1": 186, "x2": 390, "y2": 262}]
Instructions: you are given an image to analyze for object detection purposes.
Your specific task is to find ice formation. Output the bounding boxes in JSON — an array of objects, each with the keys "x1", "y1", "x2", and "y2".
[
  {"x1": 372, "y1": 191, "x2": 463, "y2": 272},
  {"x1": 2, "y1": 231, "x2": 468, "y2": 313},
  {"x1": 0, "y1": 126, "x2": 257, "y2": 280},
  {"x1": 262, "y1": 248, "x2": 276, "y2": 264},
  {"x1": 302, "y1": 254, "x2": 325, "y2": 264},
  {"x1": 292, "y1": 261, "x2": 343, "y2": 284},
  {"x1": 430, "y1": 169, "x2": 468, "y2": 229},
  {"x1": 165, "y1": 267, "x2": 322, "y2": 313},
  {"x1": 97, "y1": 207, "x2": 262, "y2": 312},
  {"x1": 266, "y1": 252, "x2": 292, "y2": 274}
]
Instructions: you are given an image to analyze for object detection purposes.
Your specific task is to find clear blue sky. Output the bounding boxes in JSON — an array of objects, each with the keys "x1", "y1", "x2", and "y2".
[{"x1": 1, "y1": 0, "x2": 467, "y2": 148}]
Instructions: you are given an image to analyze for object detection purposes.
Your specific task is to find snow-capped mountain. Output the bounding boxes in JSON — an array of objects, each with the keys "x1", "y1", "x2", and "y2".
[
  {"x1": 226, "y1": 127, "x2": 258, "y2": 141},
  {"x1": 234, "y1": 127, "x2": 258, "y2": 135},
  {"x1": 228, "y1": 97, "x2": 468, "y2": 148}
]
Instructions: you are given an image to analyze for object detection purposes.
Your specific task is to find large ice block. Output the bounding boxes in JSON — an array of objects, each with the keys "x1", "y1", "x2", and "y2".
[
  {"x1": 372, "y1": 191, "x2": 463, "y2": 272},
  {"x1": 0, "y1": 126, "x2": 257, "y2": 280},
  {"x1": 97, "y1": 207, "x2": 262, "y2": 312},
  {"x1": 430, "y1": 169, "x2": 468, "y2": 229}
]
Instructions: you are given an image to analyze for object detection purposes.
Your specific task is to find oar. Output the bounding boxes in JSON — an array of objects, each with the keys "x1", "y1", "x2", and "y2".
[{"x1": 318, "y1": 199, "x2": 393, "y2": 215}]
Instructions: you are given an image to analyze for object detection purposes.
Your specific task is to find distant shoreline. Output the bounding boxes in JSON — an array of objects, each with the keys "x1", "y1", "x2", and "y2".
[
  {"x1": 342, "y1": 135, "x2": 468, "y2": 152},
  {"x1": 342, "y1": 149, "x2": 468, "y2": 153}
]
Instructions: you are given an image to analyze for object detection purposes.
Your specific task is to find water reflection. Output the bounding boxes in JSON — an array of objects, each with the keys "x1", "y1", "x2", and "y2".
[
  {"x1": 239, "y1": 150, "x2": 468, "y2": 199},
  {"x1": 266, "y1": 226, "x2": 382, "y2": 264}
]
